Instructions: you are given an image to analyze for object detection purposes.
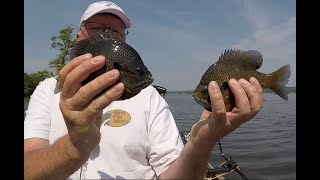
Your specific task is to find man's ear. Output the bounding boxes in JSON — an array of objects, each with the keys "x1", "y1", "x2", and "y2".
[{"x1": 76, "y1": 31, "x2": 81, "y2": 40}]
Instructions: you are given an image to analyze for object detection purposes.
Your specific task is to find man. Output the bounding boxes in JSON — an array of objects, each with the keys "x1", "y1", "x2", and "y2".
[{"x1": 24, "y1": 1, "x2": 263, "y2": 179}]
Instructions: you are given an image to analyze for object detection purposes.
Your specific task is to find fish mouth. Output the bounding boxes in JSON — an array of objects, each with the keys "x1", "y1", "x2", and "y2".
[
  {"x1": 126, "y1": 77, "x2": 154, "y2": 93},
  {"x1": 192, "y1": 93, "x2": 211, "y2": 110},
  {"x1": 136, "y1": 77, "x2": 154, "y2": 89},
  {"x1": 118, "y1": 77, "x2": 154, "y2": 100}
]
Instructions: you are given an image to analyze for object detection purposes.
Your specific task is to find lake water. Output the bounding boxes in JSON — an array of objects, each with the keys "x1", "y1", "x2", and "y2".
[{"x1": 24, "y1": 93, "x2": 296, "y2": 180}]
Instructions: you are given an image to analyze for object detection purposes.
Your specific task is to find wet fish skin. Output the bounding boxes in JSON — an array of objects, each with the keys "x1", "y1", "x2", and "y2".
[
  {"x1": 192, "y1": 49, "x2": 291, "y2": 112},
  {"x1": 54, "y1": 31, "x2": 154, "y2": 100}
]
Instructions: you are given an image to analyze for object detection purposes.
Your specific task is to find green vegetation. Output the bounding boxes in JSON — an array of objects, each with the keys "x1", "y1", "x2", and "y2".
[
  {"x1": 48, "y1": 25, "x2": 77, "y2": 74},
  {"x1": 24, "y1": 70, "x2": 53, "y2": 96},
  {"x1": 24, "y1": 25, "x2": 77, "y2": 97}
]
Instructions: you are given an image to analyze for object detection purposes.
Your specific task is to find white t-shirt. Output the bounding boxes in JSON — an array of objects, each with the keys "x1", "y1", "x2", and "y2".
[{"x1": 24, "y1": 77, "x2": 184, "y2": 179}]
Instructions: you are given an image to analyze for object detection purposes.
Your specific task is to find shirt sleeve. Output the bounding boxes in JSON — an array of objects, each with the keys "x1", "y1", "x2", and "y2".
[
  {"x1": 24, "y1": 78, "x2": 55, "y2": 140},
  {"x1": 147, "y1": 87, "x2": 184, "y2": 177}
]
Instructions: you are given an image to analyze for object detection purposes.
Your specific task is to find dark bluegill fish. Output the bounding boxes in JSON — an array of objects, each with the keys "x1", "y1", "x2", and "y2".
[
  {"x1": 55, "y1": 31, "x2": 154, "y2": 100},
  {"x1": 192, "y1": 49, "x2": 291, "y2": 112}
]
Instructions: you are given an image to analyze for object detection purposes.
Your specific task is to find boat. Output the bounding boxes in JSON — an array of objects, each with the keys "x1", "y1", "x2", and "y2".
[{"x1": 152, "y1": 85, "x2": 167, "y2": 97}]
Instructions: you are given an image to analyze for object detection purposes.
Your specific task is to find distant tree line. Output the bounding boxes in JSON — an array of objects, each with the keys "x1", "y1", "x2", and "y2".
[
  {"x1": 24, "y1": 25, "x2": 77, "y2": 97},
  {"x1": 24, "y1": 70, "x2": 53, "y2": 96}
]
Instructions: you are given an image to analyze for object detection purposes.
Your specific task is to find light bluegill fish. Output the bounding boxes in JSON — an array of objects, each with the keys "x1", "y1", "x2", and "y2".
[
  {"x1": 192, "y1": 49, "x2": 291, "y2": 112},
  {"x1": 55, "y1": 31, "x2": 154, "y2": 100}
]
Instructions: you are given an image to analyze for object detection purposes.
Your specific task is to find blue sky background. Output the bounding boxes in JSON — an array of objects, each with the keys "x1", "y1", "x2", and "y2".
[{"x1": 24, "y1": 0, "x2": 296, "y2": 91}]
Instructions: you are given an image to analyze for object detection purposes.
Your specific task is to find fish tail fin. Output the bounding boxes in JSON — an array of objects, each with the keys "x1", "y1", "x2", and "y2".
[{"x1": 266, "y1": 64, "x2": 291, "y2": 100}]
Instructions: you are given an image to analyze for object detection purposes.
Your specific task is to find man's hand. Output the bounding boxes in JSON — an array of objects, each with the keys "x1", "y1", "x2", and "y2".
[
  {"x1": 57, "y1": 53, "x2": 125, "y2": 156},
  {"x1": 191, "y1": 77, "x2": 263, "y2": 145}
]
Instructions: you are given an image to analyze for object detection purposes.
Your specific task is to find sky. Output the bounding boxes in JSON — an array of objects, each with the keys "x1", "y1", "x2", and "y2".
[{"x1": 24, "y1": 0, "x2": 296, "y2": 91}]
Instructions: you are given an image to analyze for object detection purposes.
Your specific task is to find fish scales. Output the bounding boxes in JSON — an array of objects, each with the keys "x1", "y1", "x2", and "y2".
[
  {"x1": 193, "y1": 49, "x2": 291, "y2": 112},
  {"x1": 55, "y1": 31, "x2": 153, "y2": 100}
]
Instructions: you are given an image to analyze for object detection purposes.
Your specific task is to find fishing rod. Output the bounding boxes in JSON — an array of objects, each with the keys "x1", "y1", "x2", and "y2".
[
  {"x1": 180, "y1": 131, "x2": 249, "y2": 180},
  {"x1": 218, "y1": 141, "x2": 249, "y2": 180}
]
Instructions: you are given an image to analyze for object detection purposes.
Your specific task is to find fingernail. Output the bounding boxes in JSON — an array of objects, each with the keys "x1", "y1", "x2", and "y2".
[
  {"x1": 230, "y1": 79, "x2": 239, "y2": 87},
  {"x1": 250, "y1": 77, "x2": 258, "y2": 84},
  {"x1": 91, "y1": 56, "x2": 104, "y2": 64},
  {"x1": 106, "y1": 69, "x2": 119, "y2": 79},
  {"x1": 239, "y1": 79, "x2": 249, "y2": 86},
  {"x1": 210, "y1": 81, "x2": 218, "y2": 91},
  {"x1": 82, "y1": 53, "x2": 92, "y2": 59},
  {"x1": 77, "y1": 53, "x2": 92, "y2": 61},
  {"x1": 113, "y1": 83, "x2": 123, "y2": 94}
]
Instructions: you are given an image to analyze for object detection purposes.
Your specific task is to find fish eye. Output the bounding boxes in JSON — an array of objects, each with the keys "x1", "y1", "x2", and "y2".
[
  {"x1": 201, "y1": 86, "x2": 208, "y2": 94},
  {"x1": 113, "y1": 62, "x2": 121, "y2": 70},
  {"x1": 136, "y1": 67, "x2": 144, "y2": 75}
]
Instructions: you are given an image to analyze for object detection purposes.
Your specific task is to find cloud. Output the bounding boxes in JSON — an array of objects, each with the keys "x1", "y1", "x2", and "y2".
[
  {"x1": 232, "y1": 1, "x2": 296, "y2": 86},
  {"x1": 242, "y1": 0, "x2": 270, "y2": 30},
  {"x1": 232, "y1": 17, "x2": 296, "y2": 64}
]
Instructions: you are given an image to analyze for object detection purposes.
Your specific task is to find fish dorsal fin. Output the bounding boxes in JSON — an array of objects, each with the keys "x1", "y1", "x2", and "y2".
[
  {"x1": 246, "y1": 50, "x2": 263, "y2": 69},
  {"x1": 218, "y1": 49, "x2": 263, "y2": 69},
  {"x1": 69, "y1": 30, "x2": 119, "y2": 60}
]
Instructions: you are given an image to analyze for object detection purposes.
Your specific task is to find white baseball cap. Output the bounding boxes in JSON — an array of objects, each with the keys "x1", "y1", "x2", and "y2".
[{"x1": 80, "y1": 1, "x2": 131, "y2": 28}]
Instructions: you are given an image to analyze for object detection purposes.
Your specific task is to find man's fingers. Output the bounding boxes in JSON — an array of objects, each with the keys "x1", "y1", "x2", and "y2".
[
  {"x1": 83, "y1": 83, "x2": 125, "y2": 119},
  {"x1": 58, "y1": 53, "x2": 93, "y2": 89},
  {"x1": 63, "y1": 83, "x2": 124, "y2": 129},
  {"x1": 69, "y1": 69, "x2": 121, "y2": 110},
  {"x1": 61, "y1": 55, "x2": 106, "y2": 99},
  {"x1": 228, "y1": 79, "x2": 250, "y2": 115},
  {"x1": 208, "y1": 81, "x2": 226, "y2": 121},
  {"x1": 239, "y1": 78, "x2": 263, "y2": 113},
  {"x1": 249, "y1": 77, "x2": 264, "y2": 107}
]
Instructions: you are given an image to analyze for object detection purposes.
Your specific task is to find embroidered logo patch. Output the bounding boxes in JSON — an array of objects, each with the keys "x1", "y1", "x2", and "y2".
[{"x1": 102, "y1": 109, "x2": 131, "y2": 127}]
